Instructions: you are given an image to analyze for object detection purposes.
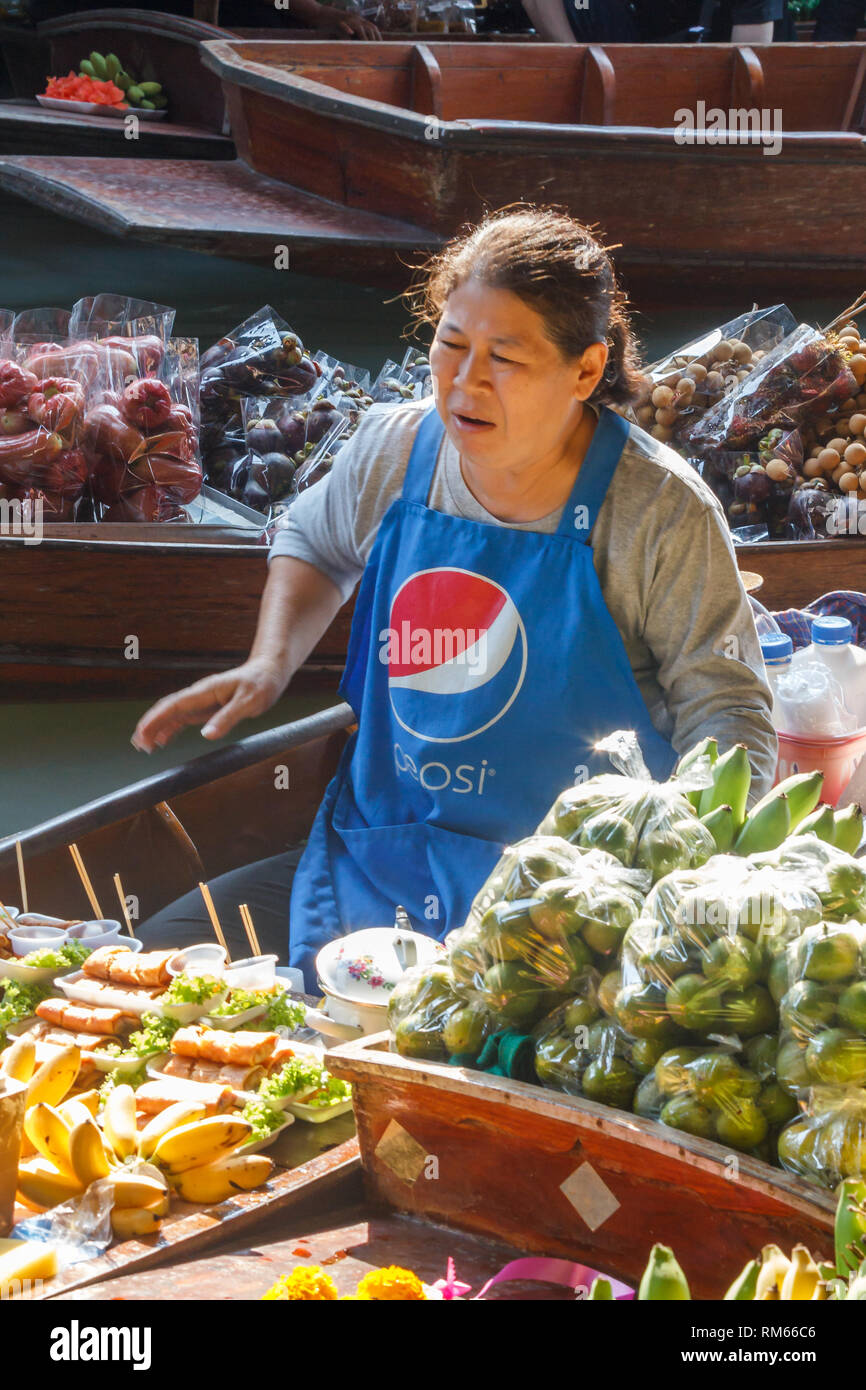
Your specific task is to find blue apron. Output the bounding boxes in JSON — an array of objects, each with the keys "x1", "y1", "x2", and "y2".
[{"x1": 289, "y1": 404, "x2": 675, "y2": 987}]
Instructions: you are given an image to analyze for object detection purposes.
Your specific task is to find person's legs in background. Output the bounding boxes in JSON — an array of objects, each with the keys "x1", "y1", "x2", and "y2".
[{"x1": 137, "y1": 848, "x2": 301, "y2": 960}]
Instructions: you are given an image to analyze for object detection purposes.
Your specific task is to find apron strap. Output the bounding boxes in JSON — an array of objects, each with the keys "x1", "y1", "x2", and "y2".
[
  {"x1": 556, "y1": 405, "x2": 630, "y2": 543},
  {"x1": 401, "y1": 405, "x2": 445, "y2": 504}
]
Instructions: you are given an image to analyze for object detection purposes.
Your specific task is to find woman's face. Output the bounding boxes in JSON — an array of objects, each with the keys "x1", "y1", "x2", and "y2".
[{"x1": 430, "y1": 277, "x2": 608, "y2": 471}]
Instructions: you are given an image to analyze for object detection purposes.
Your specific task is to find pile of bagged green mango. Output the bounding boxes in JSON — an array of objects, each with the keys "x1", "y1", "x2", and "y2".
[{"x1": 389, "y1": 732, "x2": 866, "y2": 1189}]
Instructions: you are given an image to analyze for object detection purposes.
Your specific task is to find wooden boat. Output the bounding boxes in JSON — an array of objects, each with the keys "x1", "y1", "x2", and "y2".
[
  {"x1": 0, "y1": 502, "x2": 861, "y2": 700},
  {"x1": 1, "y1": 39, "x2": 865, "y2": 302},
  {"x1": 0, "y1": 493, "x2": 352, "y2": 701},
  {"x1": 0, "y1": 704, "x2": 838, "y2": 1299},
  {"x1": 0, "y1": 9, "x2": 233, "y2": 160}
]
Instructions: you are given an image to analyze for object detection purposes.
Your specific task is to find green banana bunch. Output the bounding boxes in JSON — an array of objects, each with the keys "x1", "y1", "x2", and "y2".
[
  {"x1": 637, "y1": 1243, "x2": 691, "y2": 1300},
  {"x1": 734, "y1": 791, "x2": 790, "y2": 856},
  {"x1": 673, "y1": 736, "x2": 718, "y2": 810},
  {"x1": 698, "y1": 743, "x2": 750, "y2": 828},
  {"x1": 723, "y1": 1257, "x2": 760, "y2": 1300},
  {"x1": 835, "y1": 1179, "x2": 866, "y2": 1276},
  {"x1": 700, "y1": 803, "x2": 735, "y2": 853},
  {"x1": 587, "y1": 1276, "x2": 614, "y2": 1299},
  {"x1": 797, "y1": 804, "x2": 836, "y2": 844},
  {"x1": 834, "y1": 803, "x2": 864, "y2": 856},
  {"x1": 747, "y1": 770, "x2": 824, "y2": 833}
]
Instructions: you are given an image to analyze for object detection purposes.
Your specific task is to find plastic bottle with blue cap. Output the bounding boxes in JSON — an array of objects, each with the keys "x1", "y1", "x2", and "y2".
[
  {"x1": 759, "y1": 631, "x2": 793, "y2": 727},
  {"x1": 791, "y1": 616, "x2": 866, "y2": 728}
]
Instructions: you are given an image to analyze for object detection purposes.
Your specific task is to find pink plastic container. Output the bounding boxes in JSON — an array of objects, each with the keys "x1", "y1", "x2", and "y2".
[{"x1": 776, "y1": 728, "x2": 866, "y2": 806}]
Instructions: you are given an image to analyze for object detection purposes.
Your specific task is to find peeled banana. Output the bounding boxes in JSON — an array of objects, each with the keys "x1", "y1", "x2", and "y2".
[
  {"x1": 0, "y1": 1240, "x2": 58, "y2": 1296},
  {"x1": 153, "y1": 1116, "x2": 252, "y2": 1175},
  {"x1": 172, "y1": 1152, "x2": 273, "y2": 1204}
]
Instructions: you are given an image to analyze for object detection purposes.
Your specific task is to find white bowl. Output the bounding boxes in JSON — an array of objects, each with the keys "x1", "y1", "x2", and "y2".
[
  {"x1": 224, "y1": 955, "x2": 277, "y2": 991},
  {"x1": 8, "y1": 924, "x2": 68, "y2": 957},
  {"x1": 66, "y1": 919, "x2": 125, "y2": 950},
  {"x1": 167, "y1": 943, "x2": 227, "y2": 978}
]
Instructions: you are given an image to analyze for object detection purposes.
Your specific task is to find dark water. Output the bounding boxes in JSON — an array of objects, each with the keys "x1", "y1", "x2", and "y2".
[{"x1": 0, "y1": 194, "x2": 843, "y2": 838}]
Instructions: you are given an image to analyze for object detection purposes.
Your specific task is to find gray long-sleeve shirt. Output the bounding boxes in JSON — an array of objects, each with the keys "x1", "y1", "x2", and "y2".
[{"x1": 270, "y1": 398, "x2": 778, "y2": 795}]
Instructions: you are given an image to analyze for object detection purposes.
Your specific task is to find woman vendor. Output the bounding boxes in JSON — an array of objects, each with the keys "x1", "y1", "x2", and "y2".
[{"x1": 132, "y1": 208, "x2": 777, "y2": 987}]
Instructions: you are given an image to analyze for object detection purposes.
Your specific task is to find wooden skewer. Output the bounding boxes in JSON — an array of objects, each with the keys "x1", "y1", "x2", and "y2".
[
  {"x1": 69, "y1": 842, "x2": 103, "y2": 920},
  {"x1": 113, "y1": 874, "x2": 136, "y2": 939},
  {"x1": 238, "y1": 903, "x2": 262, "y2": 958},
  {"x1": 15, "y1": 841, "x2": 28, "y2": 915},
  {"x1": 823, "y1": 290, "x2": 866, "y2": 335},
  {"x1": 198, "y1": 881, "x2": 230, "y2": 961}
]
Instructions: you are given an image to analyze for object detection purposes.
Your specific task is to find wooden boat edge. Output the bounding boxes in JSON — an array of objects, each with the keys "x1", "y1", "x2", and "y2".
[{"x1": 327, "y1": 1031, "x2": 836, "y2": 1229}]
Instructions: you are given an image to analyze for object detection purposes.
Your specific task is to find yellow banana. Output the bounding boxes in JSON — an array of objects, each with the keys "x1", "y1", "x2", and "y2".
[
  {"x1": 755, "y1": 1244, "x2": 791, "y2": 1300},
  {"x1": 68, "y1": 1116, "x2": 112, "y2": 1187},
  {"x1": 16, "y1": 1156, "x2": 84, "y2": 1211},
  {"x1": 57, "y1": 1098, "x2": 95, "y2": 1129},
  {"x1": 1, "y1": 1034, "x2": 36, "y2": 1082},
  {"x1": 153, "y1": 1116, "x2": 252, "y2": 1175},
  {"x1": 25, "y1": 1046, "x2": 79, "y2": 1109},
  {"x1": 103, "y1": 1084, "x2": 137, "y2": 1160},
  {"x1": 780, "y1": 1245, "x2": 823, "y2": 1301},
  {"x1": 70, "y1": 1088, "x2": 100, "y2": 1116},
  {"x1": 23, "y1": 1103, "x2": 76, "y2": 1180},
  {"x1": 0, "y1": 1240, "x2": 58, "y2": 1296},
  {"x1": 173, "y1": 1152, "x2": 273, "y2": 1204},
  {"x1": 110, "y1": 1206, "x2": 163, "y2": 1240},
  {"x1": 137, "y1": 1101, "x2": 207, "y2": 1160},
  {"x1": 100, "y1": 1170, "x2": 168, "y2": 1210}
]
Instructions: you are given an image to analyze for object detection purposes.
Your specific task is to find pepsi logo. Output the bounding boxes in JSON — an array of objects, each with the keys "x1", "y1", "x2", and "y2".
[{"x1": 380, "y1": 567, "x2": 527, "y2": 743}]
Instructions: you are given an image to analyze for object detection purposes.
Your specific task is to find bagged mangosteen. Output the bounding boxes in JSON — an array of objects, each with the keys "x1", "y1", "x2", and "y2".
[
  {"x1": 238, "y1": 385, "x2": 343, "y2": 513},
  {"x1": 634, "y1": 304, "x2": 796, "y2": 458}
]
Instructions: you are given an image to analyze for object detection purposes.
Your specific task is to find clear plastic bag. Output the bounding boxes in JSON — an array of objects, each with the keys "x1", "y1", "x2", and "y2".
[
  {"x1": 618, "y1": 856, "x2": 820, "y2": 1049},
  {"x1": 533, "y1": 995, "x2": 649, "y2": 1109},
  {"x1": 537, "y1": 731, "x2": 715, "y2": 882},
  {"x1": 750, "y1": 836, "x2": 866, "y2": 922},
  {"x1": 236, "y1": 388, "x2": 338, "y2": 512},
  {"x1": 370, "y1": 358, "x2": 424, "y2": 404},
  {"x1": 388, "y1": 960, "x2": 494, "y2": 1062},
  {"x1": 446, "y1": 839, "x2": 647, "y2": 1029},
  {"x1": 637, "y1": 1040, "x2": 789, "y2": 1155},
  {"x1": 635, "y1": 305, "x2": 797, "y2": 456},
  {"x1": 199, "y1": 307, "x2": 322, "y2": 489},
  {"x1": 778, "y1": 1086, "x2": 866, "y2": 1187},
  {"x1": 70, "y1": 293, "x2": 174, "y2": 377},
  {"x1": 775, "y1": 662, "x2": 858, "y2": 737},
  {"x1": 687, "y1": 324, "x2": 858, "y2": 456},
  {"x1": 0, "y1": 338, "x2": 94, "y2": 518},
  {"x1": 82, "y1": 337, "x2": 202, "y2": 523}
]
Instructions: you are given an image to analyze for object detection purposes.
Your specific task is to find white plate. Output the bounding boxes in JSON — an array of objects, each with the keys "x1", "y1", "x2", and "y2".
[
  {"x1": 284, "y1": 1096, "x2": 353, "y2": 1124},
  {"x1": 202, "y1": 1003, "x2": 268, "y2": 1031},
  {"x1": 36, "y1": 95, "x2": 167, "y2": 121},
  {"x1": 148, "y1": 989, "x2": 228, "y2": 1024},
  {"x1": 0, "y1": 956, "x2": 74, "y2": 986},
  {"x1": 55, "y1": 971, "x2": 166, "y2": 1016},
  {"x1": 242, "y1": 1113, "x2": 295, "y2": 1153}
]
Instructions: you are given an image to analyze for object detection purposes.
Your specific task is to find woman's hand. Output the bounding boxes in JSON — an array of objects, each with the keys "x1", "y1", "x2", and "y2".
[
  {"x1": 131, "y1": 656, "x2": 287, "y2": 753},
  {"x1": 315, "y1": 5, "x2": 381, "y2": 38}
]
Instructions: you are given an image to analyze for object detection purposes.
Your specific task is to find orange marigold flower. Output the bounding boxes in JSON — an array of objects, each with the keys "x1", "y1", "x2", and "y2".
[
  {"x1": 262, "y1": 1265, "x2": 338, "y2": 1301},
  {"x1": 355, "y1": 1266, "x2": 427, "y2": 1301}
]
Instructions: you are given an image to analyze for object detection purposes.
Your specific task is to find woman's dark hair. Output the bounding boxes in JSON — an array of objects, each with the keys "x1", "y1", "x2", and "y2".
[{"x1": 407, "y1": 205, "x2": 645, "y2": 408}]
